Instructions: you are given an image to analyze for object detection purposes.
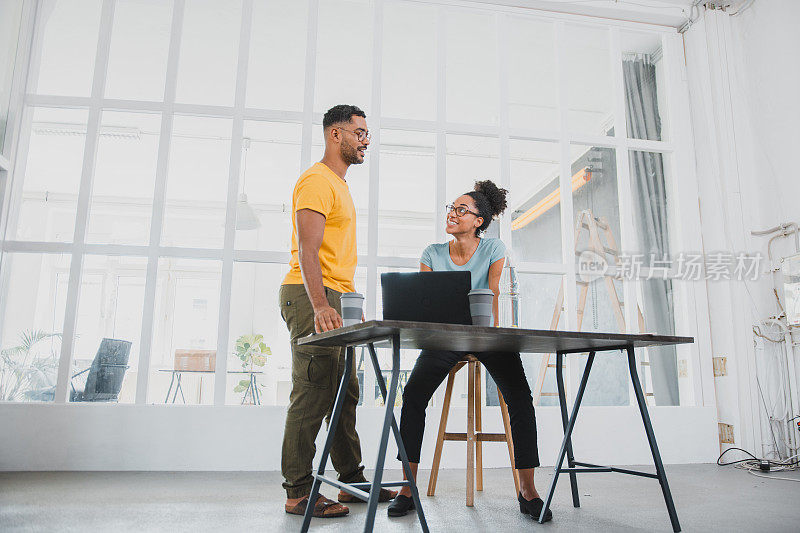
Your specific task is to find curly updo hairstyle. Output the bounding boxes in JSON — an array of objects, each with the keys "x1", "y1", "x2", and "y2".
[{"x1": 465, "y1": 179, "x2": 508, "y2": 237}]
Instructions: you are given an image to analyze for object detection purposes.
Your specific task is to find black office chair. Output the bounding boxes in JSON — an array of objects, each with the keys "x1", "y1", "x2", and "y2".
[{"x1": 70, "y1": 338, "x2": 132, "y2": 402}]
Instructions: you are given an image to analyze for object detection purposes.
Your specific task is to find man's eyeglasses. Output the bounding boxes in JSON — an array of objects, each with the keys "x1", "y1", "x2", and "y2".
[
  {"x1": 446, "y1": 204, "x2": 480, "y2": 218},
  {"x1": 337, "y1": 127, "x2": 371, "y2": 143}
]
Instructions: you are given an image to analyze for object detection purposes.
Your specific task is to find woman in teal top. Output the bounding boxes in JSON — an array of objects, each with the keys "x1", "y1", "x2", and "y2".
[{"x1": 388, "y1": 180, "x2": 551, "y2": 522}]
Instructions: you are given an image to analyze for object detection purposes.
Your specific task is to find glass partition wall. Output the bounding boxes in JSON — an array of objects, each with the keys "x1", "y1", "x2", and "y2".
[{"x1": 0, "y1": 0, "x2": 698, "y2": 409}]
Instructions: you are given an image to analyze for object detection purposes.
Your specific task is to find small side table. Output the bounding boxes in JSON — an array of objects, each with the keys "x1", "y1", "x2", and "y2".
[{"x1": 159, "y1": 369, "x2": 264, "y2": 404}]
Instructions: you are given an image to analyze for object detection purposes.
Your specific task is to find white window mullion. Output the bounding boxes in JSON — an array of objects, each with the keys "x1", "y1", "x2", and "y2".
[
  {"x1": 22, "y1": 0, "x2": 48, "y2": 101},
  {"x1": 435, "y1": 7, "x2": 447, "y2": 244},
  {"x1": 611, "y1": 28, "x2": 640, "y2": 406},
  {"x1": 365, "y1": 0, "x2": 383, "y2": 322},
  {"x1": 555, "y1": 21, "x2": 579, "y2": 398},
  {"x1": 496, "y1": 13, "x2": 511, "y2": 246},
  {"x1": 2, "y1": 240, "x2": 72, "y2": 254},
  {"x1": 429, "y1": 6, "x2": 448, "y2": 410},
  {"x1": 610, "y1": 29, "x2": 637, "y2": 333},
  {"x1": 135, "y1": 0, "x2": 185, "y2": 405},
  {"x1": 54, "y1": 0, "x2": 116, "y2": 403},
  {"x1": 214, "y1": 0, "x2": 253, "y2": 407},
  {"x1": 233, "y1": 249, "x2": 290, "y2": 264},
  {"x1": 300, "y1": 0, "x2": 320, "y2": 169},
  {"x1": 361, "y1": 0, "x2": 385, "y2": 407},
  {"x1": 515, "y1": 261, "x2": 568, "y2": 275}
]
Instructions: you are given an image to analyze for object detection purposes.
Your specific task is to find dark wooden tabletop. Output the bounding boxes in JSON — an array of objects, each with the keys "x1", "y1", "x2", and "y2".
[{"x1": 296, "y1": 320, "x2": 694, "y2": 354}]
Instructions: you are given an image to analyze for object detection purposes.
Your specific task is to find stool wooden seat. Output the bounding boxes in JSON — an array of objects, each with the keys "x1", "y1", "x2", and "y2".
[{"x1": 427, "y1": 354, "x2": 520, "y2": 506}]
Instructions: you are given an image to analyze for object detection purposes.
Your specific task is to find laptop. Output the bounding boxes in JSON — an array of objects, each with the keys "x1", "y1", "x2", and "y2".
[{"x1": 381, "y1": 271, "x2": 472, "y2": 325}]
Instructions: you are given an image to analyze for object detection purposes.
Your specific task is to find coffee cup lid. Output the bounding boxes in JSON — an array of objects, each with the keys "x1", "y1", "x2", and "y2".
[
  {"x1": 341, "y1": 292, "x2": 364, "y2": 298},
  {"x1": 468, "y1": 289, "x2": 494, "y2": 295}
]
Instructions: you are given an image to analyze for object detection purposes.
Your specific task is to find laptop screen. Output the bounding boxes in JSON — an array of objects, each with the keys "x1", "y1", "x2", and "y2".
[{"x1": 380, "y1": 271, "x2": 472, "y2": 325}]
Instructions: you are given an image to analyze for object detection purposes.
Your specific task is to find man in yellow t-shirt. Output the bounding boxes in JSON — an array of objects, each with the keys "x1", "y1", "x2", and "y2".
[{"x1": 279, "y1": 105, "x2": 396, "y2": 518}]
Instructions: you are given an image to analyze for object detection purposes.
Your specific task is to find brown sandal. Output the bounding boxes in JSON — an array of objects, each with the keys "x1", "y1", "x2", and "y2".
[
  {"x1": 338, "y1": 487, "x2": 398, "y2": 503},
  {"x1": 285, "y1": 494, "x2": 349, "y2": 518}
]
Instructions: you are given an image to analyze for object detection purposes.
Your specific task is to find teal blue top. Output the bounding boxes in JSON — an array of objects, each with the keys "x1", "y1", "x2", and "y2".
[{"x1": 420, "y1": 238, "x2": 507, "y2": 290}]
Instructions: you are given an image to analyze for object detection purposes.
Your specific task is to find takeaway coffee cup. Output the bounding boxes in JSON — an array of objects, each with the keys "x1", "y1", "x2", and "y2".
[
  {"x1": 340, "y1": 292, "x2": 365, "y2": 327},
  {"x1": 468, "y1": 289, "x2": 494, "y2": 327}
]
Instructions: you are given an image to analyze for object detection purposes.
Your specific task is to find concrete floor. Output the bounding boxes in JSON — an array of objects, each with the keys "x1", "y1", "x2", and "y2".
[{"x1": 1, "y1": 465, "x2": 799, "y2": 532}]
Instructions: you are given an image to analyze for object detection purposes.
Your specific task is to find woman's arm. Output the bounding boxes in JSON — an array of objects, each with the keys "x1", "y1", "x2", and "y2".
[
  {"x1": 488, "y1": 257, "x2": 505, "y2": 327},
  {"x1": 420, "y1": 263, "x2": 432, "y2": 272}
]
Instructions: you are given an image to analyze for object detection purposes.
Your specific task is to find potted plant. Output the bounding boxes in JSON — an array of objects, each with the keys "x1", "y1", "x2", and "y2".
[
  {"x1": 233, "y1": 334, "x2": 270, "y2": 403},
  {"x1": 0, "y1": 330, "x2": 61, "y2": 402}
]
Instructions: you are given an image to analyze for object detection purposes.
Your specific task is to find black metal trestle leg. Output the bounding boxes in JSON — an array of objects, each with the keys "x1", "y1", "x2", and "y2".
[
  {"x1": 555, "y1": 351, "x2": 580, "y2": 508},
  {"x1": 300, "y1": 346, "x2": 355, "y2": 533},
  {"x1": 363, "y1": 335, "x2": 408, "y2": 532},
  {"x1": 367, "y1": 343, "x2": 429, "y2": 533},
  {"x1": 539, "y1": 351, "x2": 596, "y2": 523},
  {"x1": 626, "y1": 346, "x2": 681, "y2": 533},
  {"x1": 164, "y1": 371, "x2": 176, "y2": 404}
]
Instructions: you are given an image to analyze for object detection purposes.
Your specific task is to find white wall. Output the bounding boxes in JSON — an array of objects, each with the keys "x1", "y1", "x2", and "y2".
[
  {"x1": 731, "y1": 0, "x2": 800, "y2": 226},
  {"x1": 0, "y1": 404, "x2": 718, "y2": 471},
  {"x1": 683, "y1": 1, "x2": 800, "y2": 457}
]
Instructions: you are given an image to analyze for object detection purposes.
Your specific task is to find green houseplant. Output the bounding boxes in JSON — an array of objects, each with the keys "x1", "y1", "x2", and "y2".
[
  {"x1": 233, "y1": 334, "x2": 271, "y2": 396},
  {"x1": 0, "y1": 330, "x2": 61, "y2": 402}
]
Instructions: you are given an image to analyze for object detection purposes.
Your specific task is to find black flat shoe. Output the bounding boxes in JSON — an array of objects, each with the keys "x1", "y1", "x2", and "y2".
[
  {"x1": 387, "y1": 494, "x2": 415, "y2": 517},
  {"x1": 518, "y1": 493, "x2": 553, "y2": 522}
]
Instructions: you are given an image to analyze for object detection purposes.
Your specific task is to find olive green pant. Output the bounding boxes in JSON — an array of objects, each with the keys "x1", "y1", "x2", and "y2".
[{"x1": 278, "y1": 283, "x2": 366, "y2": 498}]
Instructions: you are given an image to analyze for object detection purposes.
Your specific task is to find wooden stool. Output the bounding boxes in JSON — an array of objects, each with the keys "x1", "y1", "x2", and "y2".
[{"x1": 427, "y1": 354, "x2": 520, "y2": 506}]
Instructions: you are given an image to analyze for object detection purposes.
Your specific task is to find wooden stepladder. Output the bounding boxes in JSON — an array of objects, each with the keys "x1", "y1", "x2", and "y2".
[{"x1": 533, "y1": 209, "x2": 655, "y2": 405}]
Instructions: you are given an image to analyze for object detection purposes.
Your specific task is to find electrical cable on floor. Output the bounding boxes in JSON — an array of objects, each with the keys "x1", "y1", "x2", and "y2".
[{"x1": 717, "y1": 447, "x2": 800, "y2": 483}]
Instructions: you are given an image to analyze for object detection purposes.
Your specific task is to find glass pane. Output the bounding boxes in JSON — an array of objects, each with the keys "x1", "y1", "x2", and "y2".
[
  {"x1": 148, "y1": 258, "x2": 221, "y2": 404},
  {"x1": 175, "y1": 0, "x2": 241, "y2": 106},
  {"x1": 378, "y1": 130, "x2": 435, "y2": 258},
  {"x1": 0, "y1": 252, "x2": 70, "y2": 403},
  {"x1": 225, "y1": 262, "x2": 289, "y2": 405},
  {"x1": 234, "y1": 121, "x2": 302, "y2": 251},
  {"x1": 87, "y1": 111, "x2": 161, "y2": 245},
  {"x1": 381, "y1": 1, "x2": 436, "y2": 120},
  {"x1": 105, "y1": 0, "x2": 173, "y2": 101},
  {"x1": 246, "y1": 0, "x2": 308, "y2": 111},
  {"x1": 507, "y1": 17, "x2": 557, "y2": 131},
  {"x1": 35, "y1": 0, "x2": 102, "y2": 96},
  {"x1": 311, "y1": 125, "x2": 369, "y2": 252},
  {"x1": 445, "y1": 135, "x2": 500, "y2": 221},
  {"x1": 70, "y1": 255, "x2": 146, "y2": 404},
  {"x1": 314, "y1": 0, "x2": 373, "y2": 114},
  {"x1": 621, "y1": 31, "x2": 668, "y2": 141},
  {"x1": 570, "y1": 144, "x2": 626, "y2": 405},
  {"x1": 446, "y1": 10, "x2": 499, "y2": 125},
  {"x1": 487, "y1": 272, "x2": 563, "y2": 406},
  {"x1": 636, "y1": 279, "x2": 681, "y2": 406},
  {"x1": 161, "y1": 115, "x2": 231, "y2": 248},
  {"x1": 629, "y1": 150, "x2": 674, "y2": 259},
  {"x1": 629, "y1": 150, "x2": 679, "y2": 405},
  {"x1": 0, "y1": 0, "x2": 24, "y2": 153},
  {"x1": 563, "y1": 24, "x2": 613, "y2": 136},
  {"x1": 13, "y1": 107, "x2": 89, "y2": 242},
  {"x1": 509, "y1": 139, "x2": 561, "y2": 263}
]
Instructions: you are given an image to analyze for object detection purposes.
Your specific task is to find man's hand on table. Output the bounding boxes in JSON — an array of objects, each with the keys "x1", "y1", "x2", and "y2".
[{"x1": 314, "y1": 304, "x2": 343, "y2": 333}]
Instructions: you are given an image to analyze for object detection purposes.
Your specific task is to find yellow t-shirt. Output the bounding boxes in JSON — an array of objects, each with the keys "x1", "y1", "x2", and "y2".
[{"x1": 282, "y1": 162, "x2": 357, "y2": 293}]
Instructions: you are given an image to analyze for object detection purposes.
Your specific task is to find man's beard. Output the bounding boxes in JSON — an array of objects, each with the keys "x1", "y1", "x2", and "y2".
[{"x1": 341, "y1": 142, "x2": 363, "y2": 165}]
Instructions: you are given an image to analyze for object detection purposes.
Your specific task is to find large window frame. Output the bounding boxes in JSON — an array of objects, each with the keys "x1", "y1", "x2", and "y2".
[{"x1": 0, "y1": 0, "x2": 713, "y2": 410}]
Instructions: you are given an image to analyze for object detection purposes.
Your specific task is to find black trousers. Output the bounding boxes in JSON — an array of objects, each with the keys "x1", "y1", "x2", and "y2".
[{"x1": 398, "y1": 349, "x2": 540, "y2": 469}]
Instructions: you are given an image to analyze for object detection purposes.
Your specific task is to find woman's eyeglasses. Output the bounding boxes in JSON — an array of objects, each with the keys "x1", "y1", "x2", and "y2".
[{"x1": 446, "y1": 204, "x2": 480, "y2": 218}]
